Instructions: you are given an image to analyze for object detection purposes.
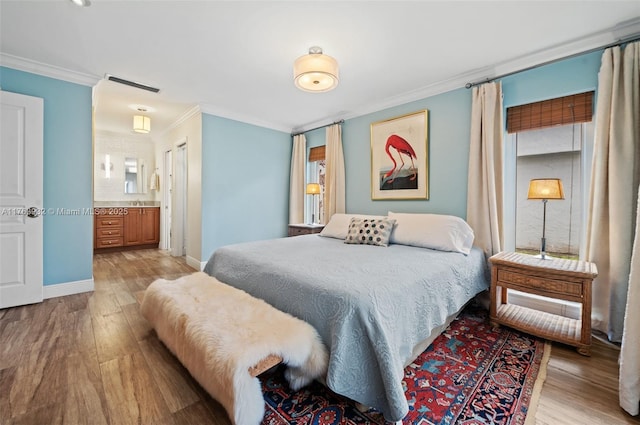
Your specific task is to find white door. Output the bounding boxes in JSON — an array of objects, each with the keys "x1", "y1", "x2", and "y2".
[
  {"x1": 0, "y1": 90, "x2": 44, "y2": 309},
  {"x1": 171, "y1": 142, "x2": 186, "y2": 257},
  {"x1": 162, "y1": 149, "x2": 172, "y2": 250}
]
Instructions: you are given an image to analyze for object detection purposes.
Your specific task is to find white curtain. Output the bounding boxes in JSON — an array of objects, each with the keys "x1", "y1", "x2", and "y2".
[
  {"x1": 586, "y1": 42, "x2": 640, "y2": 343},
  {"x1": 587, "y1": 41, "x2": 640, "y2": 416},
  {"x1": 323, "y1": 124, "x2": 345, "y2": 223},
  {"x1": 466, "y1": 82, "x2": 504, "y2": 258},
  {"x1": 288, "y1": 134, "x2": 306, "y2": 224},
  {"x1": 621, "y1": 184, "x2": 640, "y2": 416}
]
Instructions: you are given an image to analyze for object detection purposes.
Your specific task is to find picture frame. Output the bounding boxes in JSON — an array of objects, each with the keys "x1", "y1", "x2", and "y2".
[{"x1": 370, "y1": 109, "x2": 429, "y2": 200}]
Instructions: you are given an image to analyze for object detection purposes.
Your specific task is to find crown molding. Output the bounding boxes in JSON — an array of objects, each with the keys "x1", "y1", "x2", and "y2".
[
  {"x1": 291, "y1": 19, "x2": 640, "y2": 134},
  {"x1": 0, "y1": 52, "x2": 100, "y2": 87},
  {"x1": 161, "y1": 104, "x2": 202, "y2": 136},
  {"x1": 490, "y1": 18, "x2": 640, "y2": 80},
  {"x1": 3, "y1": 18, "x2": 638, "y2": 135},
  {"x1": 612, "y1": 17, "x2": 640, "y2": 41},
  {"x1": 289, "y1": 65, "x2": 491, "y2": 134}
]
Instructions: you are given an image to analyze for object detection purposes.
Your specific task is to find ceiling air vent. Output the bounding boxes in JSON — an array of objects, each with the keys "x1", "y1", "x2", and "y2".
[{"x1": 105, "y1": 74, "x2": 160, "y2": 93}]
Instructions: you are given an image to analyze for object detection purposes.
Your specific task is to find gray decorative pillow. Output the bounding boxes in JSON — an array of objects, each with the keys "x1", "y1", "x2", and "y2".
[{"x1": 344, "y1": 217, "x2": 396, "y2": 247}]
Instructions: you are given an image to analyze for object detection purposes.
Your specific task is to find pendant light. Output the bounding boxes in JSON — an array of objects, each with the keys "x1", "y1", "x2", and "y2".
[{"x1": 133, "y1": 115, "x2": 151, "y2": 134}]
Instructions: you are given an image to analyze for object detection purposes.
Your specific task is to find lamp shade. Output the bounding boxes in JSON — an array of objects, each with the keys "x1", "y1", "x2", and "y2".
[
  {"x1": 133, "y1": 115, "x2": 151, "y2": 133},
  {"x1": 527, "y1": 178, "x2": 564, "y2": 200},
  {"x1": 294, "y1": 47, "x2": 339, "y2": 93},
  {"x1": 306, "y1": 183, "x2": 321, "y2": 195}
]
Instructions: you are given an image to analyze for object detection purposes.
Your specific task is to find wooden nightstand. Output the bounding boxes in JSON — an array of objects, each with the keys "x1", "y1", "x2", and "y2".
[
  {"x1": 287, "y1": 224, "x2": 324, "y2": 237},
  {"x1": 489, "y1": 251, "x2": 598, "y2": 356}
]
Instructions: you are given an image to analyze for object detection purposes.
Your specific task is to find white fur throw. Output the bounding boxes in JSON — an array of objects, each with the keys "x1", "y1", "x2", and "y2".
[{"x1": 140, "y1": 272, "x2": 328, "y2": 425}]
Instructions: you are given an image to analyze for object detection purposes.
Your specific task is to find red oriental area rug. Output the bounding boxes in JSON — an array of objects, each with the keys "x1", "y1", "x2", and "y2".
[{"x1": 261, "y1": 306, "x2": 550, "y2": 425}]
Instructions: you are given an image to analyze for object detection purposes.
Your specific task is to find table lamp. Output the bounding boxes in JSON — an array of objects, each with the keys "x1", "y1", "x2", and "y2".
[
  {"x1": 527, "y1": 178, "x2": 564, "y2": 259},
  {"x1": 306, "y1": 183, "x2": 321, "y2": 224}
]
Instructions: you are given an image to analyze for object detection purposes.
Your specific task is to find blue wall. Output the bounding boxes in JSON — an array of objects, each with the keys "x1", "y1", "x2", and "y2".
[
  {"x1": 0, "y1": 67, "x2": 93, "y2": 286},
  {"x1": 0, "y1": 48, "x2": 604, "y2": 279},
  {"x1": 501, "y1": 50, "x2": 602, "y2": 109},
  {"x1": 341, "y1": 88, "x2": 473, "y2": 218},
  {"x1": 319, "y1": 50, "x2": 604, "y2": 220},
  {"x1": 305, "y1": 127, "x2": 326, "y2": 149},
  {"x1": 201, "y1": 113, "x2": 291, "y2": 259}
]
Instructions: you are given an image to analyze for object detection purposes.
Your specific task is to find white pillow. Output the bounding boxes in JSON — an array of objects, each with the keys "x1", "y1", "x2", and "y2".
[
  {"x1": 388, "y1": 212, "x2": 475, "y2": 255},
  {"x1": 320, "y1": 213, "x2": 387, "y2": 240}
]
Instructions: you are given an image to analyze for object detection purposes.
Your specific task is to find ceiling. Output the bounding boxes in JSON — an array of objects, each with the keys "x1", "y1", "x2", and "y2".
[{"x1": 1, "y1": 1, "x2": 640, "y2": 136}]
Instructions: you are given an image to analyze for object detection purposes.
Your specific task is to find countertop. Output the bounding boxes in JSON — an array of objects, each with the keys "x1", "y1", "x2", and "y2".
[{"x1": 94, "y1": 201, "x2": 160, "y2": 207}]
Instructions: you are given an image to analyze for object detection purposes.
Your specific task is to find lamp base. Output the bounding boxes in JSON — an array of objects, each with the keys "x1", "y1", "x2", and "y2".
[{"x1": 540, "y1": 237, "x2": 547, "y2": 260}]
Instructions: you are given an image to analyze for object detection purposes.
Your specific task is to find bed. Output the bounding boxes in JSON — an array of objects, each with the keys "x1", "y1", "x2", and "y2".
[{"x1": 203, "y1": 213, "x2": 489, "y2": 421}]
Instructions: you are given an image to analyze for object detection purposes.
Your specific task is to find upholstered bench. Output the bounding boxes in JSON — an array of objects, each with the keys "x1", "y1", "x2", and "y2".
[{"x1": 140, "y1": 272, "x2": 328, "y2": 425}]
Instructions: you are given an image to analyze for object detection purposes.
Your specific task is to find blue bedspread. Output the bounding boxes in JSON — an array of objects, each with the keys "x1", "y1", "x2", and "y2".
[{"x1": 203, "y1": 234, "x2": 489, "y2": 421}]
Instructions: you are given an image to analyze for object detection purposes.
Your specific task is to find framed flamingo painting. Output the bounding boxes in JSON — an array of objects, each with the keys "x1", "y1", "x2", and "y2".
[{"x1": 370, "y1": 110, "x2": 429, "y2": 200}]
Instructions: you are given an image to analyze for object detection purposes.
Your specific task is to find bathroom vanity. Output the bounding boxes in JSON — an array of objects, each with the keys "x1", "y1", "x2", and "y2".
[{"x1": 94, "y1": 205, "x2": 159, "y2": 252}]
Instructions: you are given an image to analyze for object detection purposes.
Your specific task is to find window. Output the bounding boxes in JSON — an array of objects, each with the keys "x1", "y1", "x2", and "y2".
[
  {"x1": 307, "y1": 146, "x2": 325, "y2": 224},
  {"x1": 504, "y1": 92, "x2": 594, "y2": 260},
  {"x1": 514, "y1": 124, "x2": 586, "y2": 259},
  {"x1": 503, "y1": 92, "x2": 595, "y2": 318}
]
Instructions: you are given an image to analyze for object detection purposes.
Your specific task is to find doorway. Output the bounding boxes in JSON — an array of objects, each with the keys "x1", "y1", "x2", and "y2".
[
  {"x1": 162, "y1": 149, "x2": 172, "y2": 250},
  {"x1": 172, "y1": 141, "x2": 187, "y2": 257}
]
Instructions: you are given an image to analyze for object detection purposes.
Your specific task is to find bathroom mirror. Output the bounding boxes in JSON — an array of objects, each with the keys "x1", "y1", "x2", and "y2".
[{"x1": 124, "y1": 157, "x2": 146, "y2": 194}]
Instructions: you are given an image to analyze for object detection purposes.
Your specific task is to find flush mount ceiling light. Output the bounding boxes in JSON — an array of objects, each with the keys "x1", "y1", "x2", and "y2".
[
  {"x1": 128, "y1": 104, "x2": 157, "y2": 113},
  {"x1": 293, "y1": 46, "x2": 339, "y2": 93},
  {"x1": 70, "y1": 0, "x2": 91, "y2": 6},
  {"x1": 133, "y1": 114, "x2": 151, "y2": 134}
]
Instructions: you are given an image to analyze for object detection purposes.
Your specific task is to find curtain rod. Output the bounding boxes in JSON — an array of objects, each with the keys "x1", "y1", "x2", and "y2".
[
  {"x1": 291, "y1": 119, "x2": 344, "y2": 137},
  {"x1": 465, "y1": 33, "x2": 640, "y2": 89}
]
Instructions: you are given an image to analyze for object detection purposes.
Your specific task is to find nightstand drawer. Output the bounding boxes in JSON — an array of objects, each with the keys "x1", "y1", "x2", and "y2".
[
  {"x1": 288, "y1": 224, "x2": 324, "y2": 237},
  {"x1": 497, "y1": 269, "x2": 583, "y2": 296},
  {"x1": 289, "y1": 227, "x2": 309, "y2": 237}
]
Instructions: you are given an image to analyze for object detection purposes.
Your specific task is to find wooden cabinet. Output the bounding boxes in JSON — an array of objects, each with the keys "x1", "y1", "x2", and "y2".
[
  {"x1": 123, "y1": 207, "x2": 160, "y2": 246},
  {"x1": 123, "y1": 208, "x2": 142, "y2": 245},
  {"x1": 94, "y1": 213, "x2": 124, "y2": 249},
  {"x1": 140, "y1": 207, "x2": 160, "y2": 244},
  {"x1": 489, "y1": 251, "x2": 597, "y2": 356},
  {"x1": 95, "y1": 207, "x2": 159, "y2": 252},
  {"x1": 288, "y1": 224, "x2": 324, "y2": 237}
]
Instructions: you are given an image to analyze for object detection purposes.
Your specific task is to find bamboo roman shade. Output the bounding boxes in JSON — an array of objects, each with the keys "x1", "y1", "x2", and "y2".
[
  {"x1": 507, "y1": 91, "x2": 594, "y2": 133},
  {"x1": 308, "y1": 145, "x2": 326, "y2": 162}
]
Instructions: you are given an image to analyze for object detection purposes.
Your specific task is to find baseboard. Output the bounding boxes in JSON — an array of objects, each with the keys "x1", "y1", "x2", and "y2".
[
  {"x1": 508, "y1": 291, "x2": 580, "y2": 320},
  {"x1": 43, "y1": 277, "x2": 94, "y2": 299},
  {"x1": 186, "y1": 255, "x2": 206, "y2": 271}
]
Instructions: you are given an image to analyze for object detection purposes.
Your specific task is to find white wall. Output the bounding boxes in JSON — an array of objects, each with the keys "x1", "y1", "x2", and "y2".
[
  {"x1": 515, "y1": 125, "x2": 583, "y2": 255},
  {"x1": 94, "y1": 130, "x2": 157, "y2": 203},
  {"x1": 156, "y1": 110, "x2": 202, "y2": 266}
]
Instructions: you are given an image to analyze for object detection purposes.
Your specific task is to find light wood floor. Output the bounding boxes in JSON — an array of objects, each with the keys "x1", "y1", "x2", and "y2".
[{"x1": 0, "y1": 249, "x2": 638, "y2": 425}]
